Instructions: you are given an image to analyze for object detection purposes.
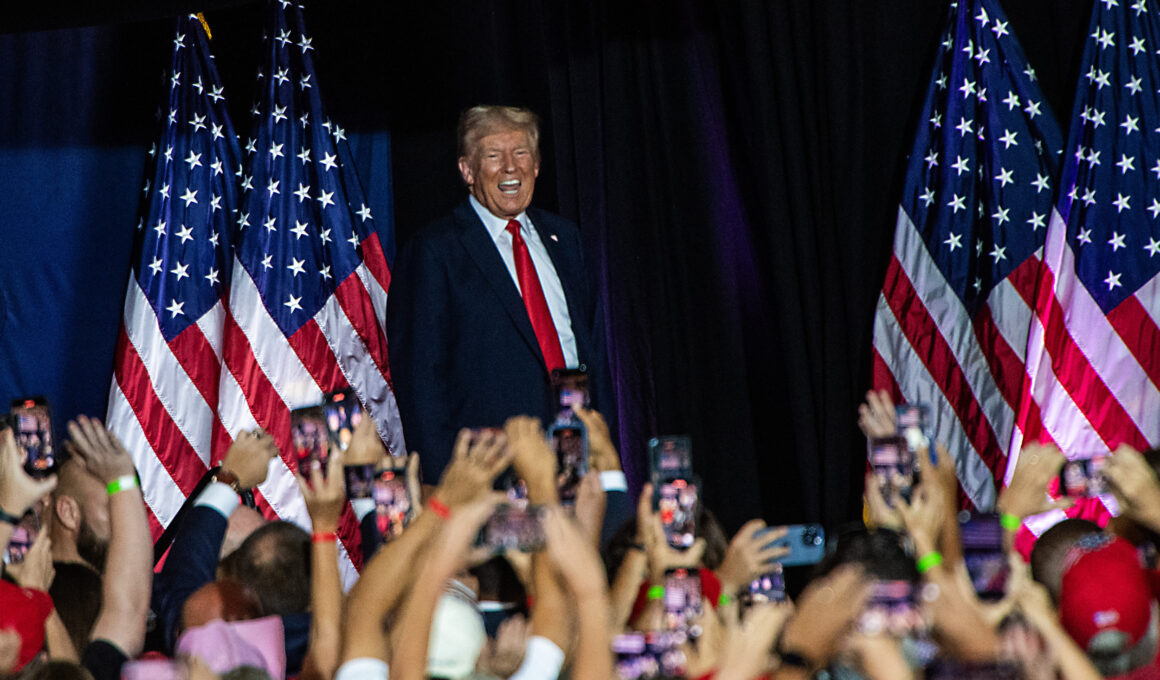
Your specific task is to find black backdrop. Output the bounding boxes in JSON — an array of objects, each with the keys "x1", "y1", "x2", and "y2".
[{"x1": 2, "y1": 0, "x2": 1095, "y2": 532}]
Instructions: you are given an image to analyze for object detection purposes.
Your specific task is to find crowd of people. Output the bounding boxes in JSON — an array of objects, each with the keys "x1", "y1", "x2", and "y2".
[{"x1": 1, "y1": 390, "x2": 1158, "y2": 679}]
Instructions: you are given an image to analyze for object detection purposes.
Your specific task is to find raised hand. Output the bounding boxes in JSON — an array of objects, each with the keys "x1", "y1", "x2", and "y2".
[
  {"x1": 1102, "y1": 444, "x2": 1160, "y2": 531},
  {"x1": 221, "y1": 429, "x2": 279, "y2": 489},
  {"x1": 297, "y1": 448, "x2": 346, "y2": 533},
  {"x1": 571, "y1": 405, "x2": 621, "y2": 473},
  {"x1": 0, "y1": 429, "x2": 56, "y2": 518},
  {"x1": 715, "y1": 520, "x2": 790, "y2": 595},
  {"x1": 998, "y1": 443, "x2": 1071, "y2": 519},
  {"x1": 65, "y1": 415, "x2": 137, "y2": 484},
  {"x1": 434, "y1": 428, "x2": 513, "y2": 510},
  {"x1": 858, "y1": 390, "x2": 898, "y2": 439}
]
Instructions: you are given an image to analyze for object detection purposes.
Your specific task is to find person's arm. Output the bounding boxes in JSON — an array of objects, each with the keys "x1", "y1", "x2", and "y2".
[
  {"x1": 997, "y1": 443, "x2": 1071, "y2": 550},
  {"x1": 340, "y1": 428, "x2": 513, "y2": 664},
  {"x1": 1015, "y1": 579, "x2": 1102, "y2": 680},
  {"x1": 12, "y1": 527, "x2": 78, "y2": 663},
  {"x1": 541, "y1": 507, "x2": 613, "y2": 680},
  {"x1": 715, "y1": 520, "x2": 790, "y2": 601},
  {"x1": 390, "y1": 497, "x2": 500, "y2": 680},
  {"x1": 152, "y1": 429, "x2": 277, "y2": 650},
  {"x1": 298, "y1": 450, "x2": 347, "y2": 680},
  {"x1": 775, "y1": 565, "x2": 872, "y2": 676},
  {"x1": 66, "y1": 416, "x2": 152, "y2": 659}
]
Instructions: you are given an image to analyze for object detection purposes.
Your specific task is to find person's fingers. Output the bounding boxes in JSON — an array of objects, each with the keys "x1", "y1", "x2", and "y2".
[
  {"x1": 756, "y1": 544, "x2": 791, "y2": 565},
  {"x1": 734, "y1": 518, "x2": 769, "y2": 543},
  {"x1": 452, "y1": 428, "x2": 472, "y2": 461},
  {"x1": 326, "y1": 449, "x2": 345, "y2": 493},
  {"x1": 308, "y1": 459, "x2": 325, "y2": 491},
  {"x1": 637, "y1": 482, "x2": 654, "y2": 520}
]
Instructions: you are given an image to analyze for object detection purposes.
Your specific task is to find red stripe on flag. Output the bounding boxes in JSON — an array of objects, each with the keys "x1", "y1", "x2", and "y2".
[
  {"x1": 112, "y1": 328, "x2": 208, "y2": 495},
  {"x1": 333, "y1": 274, "x2": 390, "y2": 371},
  {"x1": 871, "y1": 347, "x2": 904, "y2": 403},
  {"x1": 1008, "y1": 259, "x2": 1149, "y2": 451},
  {"x1": 882, "y1": 257, "x2": 1006, "y2": 480},
  {"x1": 287, "y1": 319, "x2": 349, "y2": 395},
  {"x1": 360, "y1": 231, "x2": 392, "y2": 292},
  {"x1": 220, "y1": 313, "x2": 294, "y2": 469},
  {"x1": 146, "y1": 502, "x2": 163, "y2": 542},
  {"x1": 1106, "y1": 295, "x2": 1160, "y2": 392},
  {"x1": 167, "y1": 324, "x2": 222, "y2": 411}
]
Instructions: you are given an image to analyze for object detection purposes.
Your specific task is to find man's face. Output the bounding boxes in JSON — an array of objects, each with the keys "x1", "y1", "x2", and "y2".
[{"x1": 458, "y1": 128, "x2": 539, "y2": 220}]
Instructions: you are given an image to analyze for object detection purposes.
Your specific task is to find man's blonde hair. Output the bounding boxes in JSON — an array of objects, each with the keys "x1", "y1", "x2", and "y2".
[{"x1": 457, "y1": 105, "x2": 540, "y2": 161}]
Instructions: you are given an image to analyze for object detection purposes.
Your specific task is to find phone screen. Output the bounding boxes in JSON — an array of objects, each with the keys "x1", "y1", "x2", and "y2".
[
  {"x1": 344, "y1": 463, "x2": 376, "y2": 500},
  {"x1": 290, "y1": 405, "x2": 329, "y2": 476},
  {"x1": 663, "y1": 568, "x2": 703, "y2": 640},
  {"x1": 895, "y1": 403, "x2": 932, "y2": 460},
  {"x1": 1059, "y1": 454, "x2": 1110, "y2": 498},
  {"x1": 11, "y1": 397, "x2": 53, "y2": 478},
  {"x1": 550, "y1": 422, "x2": 587, "y2": 504},
  {"x1": 649, "y1": 436, "x2": 693, "y2": 479},
  {"x1": 4, "y1": 512, "x2": 39, "y2": 566},
  {"x1": 656, "y1": 478, "x2": 698, "y2": 550},
  {"x1": 868, "y1": 436, "x2": 916, "y2": 505},
  {"x1": 323, "y1": 389, "x2": 363, "y2": 452},
  {"x1": 857, "y1": 580, "x2": 925, "y2": 637},
  {"x1": 552, "y1": 368, "x2": 590, "y2": 413},
  {"x1": 744, "y1": 563, "x2": 787, "y2": 605},
  {"x1": 960, "y1": 512, "x2": 1009, "y2": 600},
  {"x1": 372, "y1": 468, "x2": 413, "y2": 541},
  {"x1": 478, "y1": 505, "x2": 546, "y2": 553}
]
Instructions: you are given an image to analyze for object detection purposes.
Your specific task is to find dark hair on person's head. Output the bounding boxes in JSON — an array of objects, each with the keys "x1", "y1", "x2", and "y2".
[
  {"x1": 222, "y1": 666, "x2": 274, "y2": 680},
  {"x1": 49, "y1": 562, "x2": 103, "y2": 655},
  {"x1": 813, "y1": 528, "x2": 918, "y2": 582},
  {"x1": 230, "y1": 521, "x2": 311, "y2": 616},
  {"x1": 457, "y1": 105, "x2": 540, "y2": 162},
  {"x1": 1030, "y1": 518, "x2": 1102, "y2": 602},
  {"x1": 21, "y1": 660, "x2": 95, "y2": 680}
]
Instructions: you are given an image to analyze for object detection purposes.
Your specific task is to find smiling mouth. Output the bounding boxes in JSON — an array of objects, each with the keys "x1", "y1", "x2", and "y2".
[{"x1": 499, "y1": 179, "x2": 520, "y2": 195}]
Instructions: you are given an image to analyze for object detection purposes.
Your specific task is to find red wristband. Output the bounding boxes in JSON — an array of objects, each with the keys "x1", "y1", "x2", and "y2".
[
  {"x1": 428, "y1": 497, "x2": 452, "y2": 520},
  {"x1": 311, "y1": 531, "x2": 337, "y2": 544}
]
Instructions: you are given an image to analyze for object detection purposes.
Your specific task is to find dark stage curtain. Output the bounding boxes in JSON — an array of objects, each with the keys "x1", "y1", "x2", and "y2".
[{"x1": 1, "y1": 0, "x2": 1093, "y2": 534}]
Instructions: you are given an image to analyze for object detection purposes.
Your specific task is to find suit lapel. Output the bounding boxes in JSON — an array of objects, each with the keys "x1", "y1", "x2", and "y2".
[{"x1": 454, "y1": 201, "x2": 546, "y2": 368}]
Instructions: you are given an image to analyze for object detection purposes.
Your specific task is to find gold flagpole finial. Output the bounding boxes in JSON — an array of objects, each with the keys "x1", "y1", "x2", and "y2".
[{"x1": 196, "y1": 12, "x2": 212, "y2": 40}]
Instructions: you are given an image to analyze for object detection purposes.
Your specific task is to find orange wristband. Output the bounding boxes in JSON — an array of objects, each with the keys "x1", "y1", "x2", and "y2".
[
  {"x1": 311, "y1": 531, "x2": 337, "y2": 544},
  {"x1": 428, "y1": 497, "x2": 452, "y2": 520}
]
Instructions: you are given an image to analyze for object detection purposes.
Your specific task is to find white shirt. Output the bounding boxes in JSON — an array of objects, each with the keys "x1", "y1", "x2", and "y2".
[{"x1": 469, "y1": 195, "x2": 579, "y2": 368}]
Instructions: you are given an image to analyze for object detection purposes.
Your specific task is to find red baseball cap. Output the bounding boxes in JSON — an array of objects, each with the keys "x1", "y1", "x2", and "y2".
[
  {"x1": 0, "y1": 580, "x2": 53, "y2": 672},
  {"x1": 1060, "y1": 534, "x2": 1153, "y2": 654}
]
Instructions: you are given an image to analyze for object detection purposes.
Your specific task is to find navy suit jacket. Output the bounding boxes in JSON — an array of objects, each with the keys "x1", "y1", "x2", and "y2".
[{"x1": 386, "y1": 199, "x2": 613, "y2": 482}]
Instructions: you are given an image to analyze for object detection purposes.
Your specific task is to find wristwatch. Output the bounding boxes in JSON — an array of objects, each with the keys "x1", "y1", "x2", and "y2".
[{"x1": 212, "y1": 468, "x2": 244, "y2": 495}]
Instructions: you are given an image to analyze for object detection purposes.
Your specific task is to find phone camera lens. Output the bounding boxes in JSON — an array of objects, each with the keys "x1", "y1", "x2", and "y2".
[{"x1": 802, "y1": 527, "x2": 821, "y2": 545}]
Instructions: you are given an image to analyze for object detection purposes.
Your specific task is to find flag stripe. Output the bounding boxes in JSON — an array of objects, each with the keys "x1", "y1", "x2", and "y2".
[
  {"x1": 107, "y1": 379, "x2": 189, "y2": 528},
  {"x1": 1105, "y1": 294, "x2": 1160, "y2": 392}
]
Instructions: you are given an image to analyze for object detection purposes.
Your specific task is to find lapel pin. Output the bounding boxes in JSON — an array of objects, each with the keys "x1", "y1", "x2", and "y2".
[{"x1": 550, "y1": 234, "x2": 558, "y2": 242}]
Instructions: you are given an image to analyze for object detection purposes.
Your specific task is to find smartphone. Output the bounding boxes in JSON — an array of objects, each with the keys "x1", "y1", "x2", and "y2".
[
  {"x1": 1060, "y1": 453, "x2": 1110, "y2": 497},
  {"x1": 290, "y1": 404, "x2": 329, "y2": 476},
  {"x1": 663, "y1": 567, "x2": 704, "y2": 640},
  {"x1": 551, "y1": 367, "x2": 590, "y2": 414},
  {"x1": 612, "y1": 632, "x2": 685, "y2": 680},
  {"x1": 372, "y1": 467, "x2": 413, "y2": 541},
  {"x1": 743, "y1": 563, "x2": 787, "y2": 605},
  {"x1": 857, "y1": 580, "x2": 925, "y2": 637},
  {"x1": 868, "y1": 435, "x2": 916, "y2": 505},
  {"x1": 895, "y1": 403, "x2": 933, "y2": 461},
  {"x1": 323, "y1": 389, "x2": 363, "y2": 452},
  {"x1": 758, "y1": 523, "x2": 826, "y2": 567},
  {"x1": 654, "y1": 477, "x2": 698, "y2": 550},
  {"x1": 3, "y1": 511, "x2": 38, "y2": 566},
  {"x1": 11, "y1": 397, "x2": 54, "y2": 478},
  {"x1": 477, "y1": 504, "x2": 547, "y2": 553},
  {"x1": 549, "y1": 421, "x2": 588, "y2": 504},
  {"x1": 960, "y1": 512, "x2": 1009, "y2": 601},
  {"x1": 648, "y1": 436, "x2": 693, "y2": 480},
  {"x1": 343, "y1": 463, "x2": 376, "y2": 500}
]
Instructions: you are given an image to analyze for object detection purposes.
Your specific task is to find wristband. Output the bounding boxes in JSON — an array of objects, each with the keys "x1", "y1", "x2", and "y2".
[
  {"x1": 428, "y1": 497, "x2": 452, "y2": 520},
  {"x1": 106, "y1": 475, "x2": 140, "y2": 496},
  {"x1": 647, "y1": 585, "x2": 665, "y2": 601},
  {"x1": 0, "y1": 507, "x2": 21, "y2": 526},
  {"x1": 1000, "y1": 512, "x2": 1022, "y2": 531},
  {"x1": 775, "y1": 631, "x2": 813, "y2": 670},
  {"x1": 916, "y1": 550, "x2": 944, "y2": 574},
  {"x1": 718, "y1": 593, "x2": 734, "y2": 607},
  {"x1": 312, "y1": 531, "x2": 338, "y2": 544}
]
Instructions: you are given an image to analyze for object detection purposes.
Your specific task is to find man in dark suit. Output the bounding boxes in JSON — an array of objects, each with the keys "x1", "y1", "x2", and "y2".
[{"x1": 386, "y1": 105, "x2": 613, "y2": 483}]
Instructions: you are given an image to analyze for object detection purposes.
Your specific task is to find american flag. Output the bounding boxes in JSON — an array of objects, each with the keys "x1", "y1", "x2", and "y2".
[
  {"x1": 872, "y1": 0, "x2": 1065, "y2": 510},
  {"x1": 1014, "y1": 0, "x2": 1160, "y2": 528},
  {"x1": 218, "y1": 0, "x2": 403, "y2": 581},
  {"x1": 107, "y1": 14, "x2": 242, "y2": 538}
]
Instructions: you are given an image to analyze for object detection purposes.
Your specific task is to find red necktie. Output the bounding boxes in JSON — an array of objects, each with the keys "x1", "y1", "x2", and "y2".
[{"x1": 507, "y1": 220, "x2": 566, "y2": 372}]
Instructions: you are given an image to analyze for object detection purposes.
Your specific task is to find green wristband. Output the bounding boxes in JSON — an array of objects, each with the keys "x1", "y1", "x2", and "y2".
[
  {"x1": 647, "y1": 585, "x2": 665, "y2": 601},
  {"x1": 106, "y1": 474, "x2": 140, "y2": 496},
  {"x1": 718, "y1": 593, "x2": 734, "y2": 607},
  {"x1": 916, "y1": 550, "x2": 943, "y2": 574},
  {"x1": 1000, "y1": 512, "x2": 1022, "y2": 531}
]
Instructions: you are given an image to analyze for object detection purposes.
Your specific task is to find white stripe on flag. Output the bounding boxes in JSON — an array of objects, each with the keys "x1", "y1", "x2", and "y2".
[{"x1": 107, "y1": 380, "x2": 185, "y2": 527}]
